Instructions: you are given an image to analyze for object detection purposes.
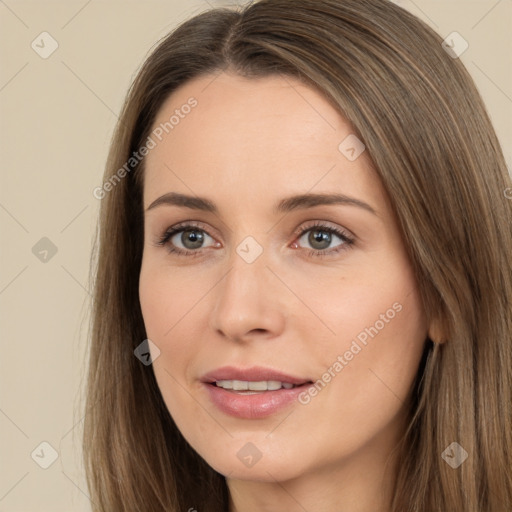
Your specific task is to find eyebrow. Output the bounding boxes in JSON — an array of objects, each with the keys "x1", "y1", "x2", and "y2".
[{"x1": 145, "y1": 191, "x2": 377, "y2": 216}]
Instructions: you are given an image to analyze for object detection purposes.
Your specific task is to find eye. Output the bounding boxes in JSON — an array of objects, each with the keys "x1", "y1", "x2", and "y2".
[
  {"x1": 155, "y1": 221, "x2": 219, "y2": 256},
  {"x1": 171, "y1": 228, "x2": 213, "y2": 250},
  {"x1": 293, "y1": 222, "x2": 354, "y2": 257}
]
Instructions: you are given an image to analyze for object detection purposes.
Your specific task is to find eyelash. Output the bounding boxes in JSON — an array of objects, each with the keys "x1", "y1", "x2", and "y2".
[{"x1": 154, "y1": 221, "x2": 355, "y2": 259}]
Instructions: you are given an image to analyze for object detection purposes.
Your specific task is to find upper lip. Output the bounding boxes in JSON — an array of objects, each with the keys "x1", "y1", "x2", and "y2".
[{"x1": 201, "y1": 366, "x2": 312, "y2": 385}]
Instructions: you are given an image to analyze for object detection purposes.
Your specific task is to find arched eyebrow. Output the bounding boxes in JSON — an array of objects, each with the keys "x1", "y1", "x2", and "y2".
[
  {"x1": 275, "y1": 193, "x2": 377, "y2": 216},
  {"x1": 146, "y1": 192, "x2": 216, "y2": 213},
  {"x1": 145, "y1": 191, "x2": 377, "y2": 216}
]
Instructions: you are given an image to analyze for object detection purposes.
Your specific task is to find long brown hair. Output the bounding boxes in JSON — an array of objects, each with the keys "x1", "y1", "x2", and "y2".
[{"x1": 83, "y1": 0, "x2": 512, "y2": 510}]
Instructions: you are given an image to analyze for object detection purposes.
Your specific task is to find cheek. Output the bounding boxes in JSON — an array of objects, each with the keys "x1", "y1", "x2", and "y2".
[
  {"x1": 322, "y1": 239, "x2": 424, "y2": 347},
  {"x1": 302, "y1": 258, "x2": 427, "y2": 439},
  {"x1": 138, "y1": 262, "x2": 208, "y2": 415},
  {"x1": 139, "y1": 260, "x2": 208, "y2": 339}
]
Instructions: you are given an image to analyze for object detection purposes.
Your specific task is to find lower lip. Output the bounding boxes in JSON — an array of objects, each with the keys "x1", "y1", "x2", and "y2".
[{"x1": 203, "y1": 383, "x2": 311, "y2": 419}]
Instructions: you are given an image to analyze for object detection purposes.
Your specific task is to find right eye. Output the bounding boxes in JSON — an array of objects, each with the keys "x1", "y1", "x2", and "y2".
[{"x1": 156, "y1": 222, "x2": 220, "y2": 256}]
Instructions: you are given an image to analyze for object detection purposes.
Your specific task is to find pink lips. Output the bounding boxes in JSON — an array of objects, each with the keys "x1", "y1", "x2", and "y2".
[{"x1": 201, "y1": 366, "x2": 313, "y2": 419}]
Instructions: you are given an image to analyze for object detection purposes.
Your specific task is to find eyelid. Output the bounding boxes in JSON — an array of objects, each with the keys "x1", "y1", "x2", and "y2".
[{"x1": 292, "y1": 219, "x2": 354, "y2": 239}]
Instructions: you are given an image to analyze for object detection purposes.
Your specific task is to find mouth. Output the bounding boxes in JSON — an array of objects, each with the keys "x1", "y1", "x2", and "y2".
[
  {"x1": 201, "y1": 366, "x2": 314, "y2": 419},
  {"x1": 209, "y1": 379, "x2": 306, "y2": 393}
]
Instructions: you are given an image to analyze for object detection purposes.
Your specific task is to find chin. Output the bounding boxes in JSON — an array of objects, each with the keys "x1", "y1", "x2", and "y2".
[{"x1": 198, "y1": 441, "x2": 309, "y2": 482}]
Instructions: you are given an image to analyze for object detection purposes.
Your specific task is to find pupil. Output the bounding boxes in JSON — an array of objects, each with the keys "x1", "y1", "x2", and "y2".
[
  {"x1": 182, "y1": 229, "x2": 204, "y2": 249},
  {"x1": 309, "y1": 229, "x2": 331, "y2": 250}
]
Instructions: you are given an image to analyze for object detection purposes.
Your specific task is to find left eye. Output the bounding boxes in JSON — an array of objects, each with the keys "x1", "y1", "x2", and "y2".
[{"x1": 296, "y1": 226, "x2": 350, "y2": 251}]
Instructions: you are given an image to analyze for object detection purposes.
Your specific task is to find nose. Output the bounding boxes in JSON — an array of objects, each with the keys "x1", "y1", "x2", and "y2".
[{"x1": 209, "y1": 245, "x2": 287, "y2": 343}]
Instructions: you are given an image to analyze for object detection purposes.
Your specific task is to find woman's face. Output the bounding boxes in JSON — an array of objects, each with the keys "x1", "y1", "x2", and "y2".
[{"x1": 139, "y1": 72, "x2": 428, "y2": 483}]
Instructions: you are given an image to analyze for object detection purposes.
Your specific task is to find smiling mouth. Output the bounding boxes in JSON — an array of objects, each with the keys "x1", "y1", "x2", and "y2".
[{"x1": 203, "y1": 370, "x2": 315, "y2": 418}]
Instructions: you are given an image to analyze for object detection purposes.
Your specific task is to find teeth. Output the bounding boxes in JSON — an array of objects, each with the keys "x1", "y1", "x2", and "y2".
[
  {"x1": 266, "y1": 380, "x2": 281, "y2": 391},
  {"x1": 232, "y1": 380, "x2": 248, "y2": 390},
  {"x1": 215, "y1": 380, "x2": 297, "y2": 391}
]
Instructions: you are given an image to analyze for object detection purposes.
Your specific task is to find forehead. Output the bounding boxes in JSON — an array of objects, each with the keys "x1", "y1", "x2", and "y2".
[{"x1": 143, "y1": 72, "x2": 383, "y2": 213}]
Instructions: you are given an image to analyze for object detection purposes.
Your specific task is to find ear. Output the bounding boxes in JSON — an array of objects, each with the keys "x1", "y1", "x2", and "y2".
[{"x1": 427, "y1": 315, "x2": 448, "y2": 344}]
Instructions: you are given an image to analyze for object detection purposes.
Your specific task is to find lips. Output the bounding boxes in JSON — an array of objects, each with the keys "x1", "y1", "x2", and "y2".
[{"x1": 201, "y1": 366, "x2": 314, "y2": 419}]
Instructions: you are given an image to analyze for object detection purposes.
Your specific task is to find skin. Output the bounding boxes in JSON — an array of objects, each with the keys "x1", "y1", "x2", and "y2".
[{"x1": 139, "y1": 72, "x2": 431, "y2": 512}]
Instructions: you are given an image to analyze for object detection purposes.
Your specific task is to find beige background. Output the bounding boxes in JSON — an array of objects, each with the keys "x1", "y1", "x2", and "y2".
[{"x1": 0, "y1": 1, "x2": 510, "y2": 510}]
